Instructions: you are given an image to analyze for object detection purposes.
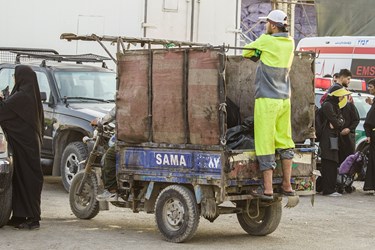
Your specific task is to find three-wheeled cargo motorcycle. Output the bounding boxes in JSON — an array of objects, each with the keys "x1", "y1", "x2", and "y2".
[{"x1": 65, "y1": 34, "x2": 318, "y2": 243}]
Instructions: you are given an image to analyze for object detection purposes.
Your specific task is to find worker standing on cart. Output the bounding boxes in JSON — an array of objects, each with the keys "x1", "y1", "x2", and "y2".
[{"x1": 242, "y1": 9, "x2": 296, "y2": 200}]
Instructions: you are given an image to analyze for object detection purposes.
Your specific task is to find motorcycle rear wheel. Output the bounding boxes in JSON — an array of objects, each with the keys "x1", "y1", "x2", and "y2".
[
  {"x1": 69, "y1": 171, "x2": 100, "y2": 219},
  {"x1": 236, "y1": 199, "x2": 282, "y2": 236}
]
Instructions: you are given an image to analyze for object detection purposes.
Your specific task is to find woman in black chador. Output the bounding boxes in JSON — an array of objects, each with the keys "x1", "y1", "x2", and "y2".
[
  {"x1": 319, "y1": 85, "x2": 350, "y2": 196},
  {"x1": 0, "y1": 65, "x2": 44, "y2": 229},
  {"x1": 363, "y1": 79, "x2": 375, "y2": 192}
]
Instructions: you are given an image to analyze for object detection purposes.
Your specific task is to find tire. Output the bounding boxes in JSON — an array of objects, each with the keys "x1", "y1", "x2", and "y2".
[
  {"x1": 345, "y1": 186, "x2": 355, "y2": 194},
  {"x1": 0, "y1": 164, "x2": 13, "y2": 228},
  {"x1": 155, "y1": 185, "x2": 200, "y2": 243},
  {"x1": 0, "y1": 184, "x2": 12, "y2": 228},
  {"x1": 337, "y1": 187, "x2": 344, "y2": 194},
  {"x1": 61, "y1": 142, "x2": 88, "y2": 192},
  {"x1": 69, "y1": 171, "x2": 100, "y2": 219},
  {"x1": 236, "y1": 199, "x2": 282, "y2": 236}
]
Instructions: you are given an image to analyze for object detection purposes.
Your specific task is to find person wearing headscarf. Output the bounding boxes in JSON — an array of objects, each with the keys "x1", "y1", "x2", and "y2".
[
  {"x1": 319, "y1": 69, "x2": 359, "y2": 164},
  {"x1": 0, "y1": 65, "x2": 44, "y2": 229},
  {"x1": 363, "y1": 79, "x2": 375, "y2": 192},
  {"x1": 319, "y1": 85, "x2": 351, "y2": 196}
]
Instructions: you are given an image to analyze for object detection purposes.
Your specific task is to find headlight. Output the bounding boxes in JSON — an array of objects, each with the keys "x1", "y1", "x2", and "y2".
[
  {"x1": 0, "y1": 160, "x2": 10, "y2": 174},
  {"x1": 0, "y1": 134, "x2": 7, "y2": 154}
]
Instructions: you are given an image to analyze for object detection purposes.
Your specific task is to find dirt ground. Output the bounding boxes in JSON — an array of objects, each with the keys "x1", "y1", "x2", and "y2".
[{"x1": 1, "y1": 176, "x2": 375, "y2": 250}]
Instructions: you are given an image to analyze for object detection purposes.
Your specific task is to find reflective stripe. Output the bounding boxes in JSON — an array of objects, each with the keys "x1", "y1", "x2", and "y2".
[
  {"x1": 243, "y1": 34, "x2": 294, "y2": 68},
  {"x1": 243, "y1": 34, "x2": 294, "y2": 99}
]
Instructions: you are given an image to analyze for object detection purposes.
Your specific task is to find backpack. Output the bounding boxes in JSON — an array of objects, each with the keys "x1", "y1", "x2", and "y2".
[
  {"x1": 315, "y1": 105, "x2": 326, "y2": 142},
  {"x1": 339, "y1": 151, "x2": 365, "y2": 175}
]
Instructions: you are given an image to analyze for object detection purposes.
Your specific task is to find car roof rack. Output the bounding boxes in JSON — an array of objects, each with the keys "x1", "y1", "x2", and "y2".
[
  {"x1": 0, "y1": 47, "x2": 59, "y2": 64},
  {"x1": 0, "y1": 47, "x2": 110, "y2": 67},
  {"x1": 10, "y1": 51, "x2": 110, "y2": 63}
]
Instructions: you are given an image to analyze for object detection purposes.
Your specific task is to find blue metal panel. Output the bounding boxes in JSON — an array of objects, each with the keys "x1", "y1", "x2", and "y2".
[
  {"x1": 121, "y1": 148, "x2": 222, "y2": 174},
  {"x1": 124, "y1": 149, "x2": 147, "y2": 167},
  {"x1": 194, "y1": 152, "x2": 221, "y2": 173},
  {"x1": 149, "y1": 151, "x2": 193, "y2": 169}
]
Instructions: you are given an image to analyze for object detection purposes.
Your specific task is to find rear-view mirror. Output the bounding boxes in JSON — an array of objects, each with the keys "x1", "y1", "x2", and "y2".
[{"x1": 40, "y1": 91, "x2": 47, "y2": 102}]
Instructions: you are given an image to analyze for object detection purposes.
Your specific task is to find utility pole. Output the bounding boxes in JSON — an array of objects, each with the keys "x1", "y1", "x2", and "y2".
[
  {"x1": 271, "y1": 0, "x2": 316, "y2": 38},
  {"x1": 271, "y1": 0, "x2": 298, "y2": 37}
]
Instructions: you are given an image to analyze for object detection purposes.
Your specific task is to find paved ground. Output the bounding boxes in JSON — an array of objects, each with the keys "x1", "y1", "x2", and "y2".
[{"x1": 1, "y1": 177, "x2": 375, "y2": 250}]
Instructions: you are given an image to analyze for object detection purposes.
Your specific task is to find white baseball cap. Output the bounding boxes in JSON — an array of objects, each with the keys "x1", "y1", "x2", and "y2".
[{"x1": 259, "y1": 10, "x2": 288, "y2": 27}]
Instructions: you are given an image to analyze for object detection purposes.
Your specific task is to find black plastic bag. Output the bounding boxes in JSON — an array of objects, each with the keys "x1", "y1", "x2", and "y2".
[
  {"x1": 226, "y1": 116, "x2": 254, "y2": 149},
  {"x1": 226, "y1": 98, "x2": 241, "y2": 128}
]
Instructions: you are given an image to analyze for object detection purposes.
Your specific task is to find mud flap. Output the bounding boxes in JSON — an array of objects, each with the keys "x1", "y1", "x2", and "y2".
[{"x1": 284, "y1": 195, "x2": 300, "y2": 208}]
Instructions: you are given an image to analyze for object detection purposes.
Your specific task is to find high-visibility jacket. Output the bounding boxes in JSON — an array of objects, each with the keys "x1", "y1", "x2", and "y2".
[{"x1": 243, "y1": 33, "x2": 294, "y2": 99}]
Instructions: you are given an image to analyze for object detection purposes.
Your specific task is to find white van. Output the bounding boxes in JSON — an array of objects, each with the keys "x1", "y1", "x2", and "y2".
[{"x1": 296, "y1": 36, "x2": 375, "y2": 90}]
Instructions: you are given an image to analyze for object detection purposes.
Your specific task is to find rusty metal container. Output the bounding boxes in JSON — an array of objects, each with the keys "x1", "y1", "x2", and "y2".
[
  {"x1": 117, "y1": 47, "x2": 315, "y2": 148},
  {"x1": 117, "y1": 49, "x2": 222, "y2": 145}
]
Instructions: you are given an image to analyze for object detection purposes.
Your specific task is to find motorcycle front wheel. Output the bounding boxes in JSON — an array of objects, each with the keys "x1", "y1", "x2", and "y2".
[{"x1": 69, "y1": 171, "x2": 100, "y2": 219}]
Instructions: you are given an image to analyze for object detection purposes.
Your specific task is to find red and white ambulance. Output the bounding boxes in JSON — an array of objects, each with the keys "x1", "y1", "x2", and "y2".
[{"x1": 296, "y1": 36, "x2": 375, "y2": 91}]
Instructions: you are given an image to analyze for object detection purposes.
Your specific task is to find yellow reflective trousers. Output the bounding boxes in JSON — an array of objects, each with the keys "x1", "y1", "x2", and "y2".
[{"x1": 254, "y1": 98, "x2": 295, "y2": 171}]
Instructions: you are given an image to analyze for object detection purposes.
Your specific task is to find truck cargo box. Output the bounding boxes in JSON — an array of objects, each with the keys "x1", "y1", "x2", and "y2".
[{"x1": 117, "y1": 48, "x2": 315, "y2": 146}]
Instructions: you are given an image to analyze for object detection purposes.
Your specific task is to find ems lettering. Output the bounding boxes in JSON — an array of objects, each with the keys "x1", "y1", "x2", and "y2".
[
  {"x1": 356, "y1": 66, "x2": 375, "y2": 77},
  {"x1": 155, "y1": 153, "x2": 187, "y2": 166}
]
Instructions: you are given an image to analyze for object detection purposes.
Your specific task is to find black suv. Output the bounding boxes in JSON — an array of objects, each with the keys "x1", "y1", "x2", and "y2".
[{"x1": 0, "y1": 48, "x2": 116, "y2": 191}]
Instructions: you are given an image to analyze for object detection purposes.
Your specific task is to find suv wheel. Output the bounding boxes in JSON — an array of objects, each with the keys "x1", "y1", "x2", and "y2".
[
  {"x1": 61, "y1": 142, "x2": 88, "y2": 192},
  {"x1": 0, "y1": 163, "x2": 13, "y2": 228}
]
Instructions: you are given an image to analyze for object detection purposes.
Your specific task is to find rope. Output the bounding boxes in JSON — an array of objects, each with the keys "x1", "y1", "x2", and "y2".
[{"x1": 246, "y1": 199, "x2": 260, "y2": 219}]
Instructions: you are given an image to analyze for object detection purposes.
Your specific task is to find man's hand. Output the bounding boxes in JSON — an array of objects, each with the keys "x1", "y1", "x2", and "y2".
[
  {"x1": 340, "y1": 128, "x2": 350, "y2": 135},
  {"x1": 90, "y1": 118, "x2": 99, "y2": 126},
  {"x1": 366, "y1": 96, "x2": 373, "y2": 105}
]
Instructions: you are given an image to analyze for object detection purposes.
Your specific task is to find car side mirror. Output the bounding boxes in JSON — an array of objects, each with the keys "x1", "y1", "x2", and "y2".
[{"x1": 40, "y1": 92, "x2": 47, "y2": 102}]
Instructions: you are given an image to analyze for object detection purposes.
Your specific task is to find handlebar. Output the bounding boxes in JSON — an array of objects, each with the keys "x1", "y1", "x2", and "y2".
[{"x1": 83, "y1": 123, "x2": 115, "y2": 144}]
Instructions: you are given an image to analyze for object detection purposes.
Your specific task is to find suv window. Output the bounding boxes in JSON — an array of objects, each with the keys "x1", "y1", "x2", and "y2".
[
  {"x1": 36, "y1": 72, "x2": 51, "y2": 102},
  {"x1": 0, "y1": 68, "x2": 51, "y2": 101},
  {"x1": 0, "y1": 68, "x2": 13, "y2": 94},
  {"x1": 54, "y1": 71, "x2": 115, "y2": 100}
]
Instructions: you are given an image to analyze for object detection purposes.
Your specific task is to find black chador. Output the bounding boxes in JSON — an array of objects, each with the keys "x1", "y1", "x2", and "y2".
[
  {"x1": 364, "y1": 97, "x2": 375, "y2": 191},
  {"x1": 0, "y1": 65, "x2": 44, "y2": 227}
]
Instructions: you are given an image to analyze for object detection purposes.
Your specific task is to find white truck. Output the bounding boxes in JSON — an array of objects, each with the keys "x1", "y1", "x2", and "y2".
[
  {"x1": 296, "y1": 36, "x2": 375, "y2": 89},
  {"x1": 0, "y1": 0, "x2": 242, "y2": 68}
]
